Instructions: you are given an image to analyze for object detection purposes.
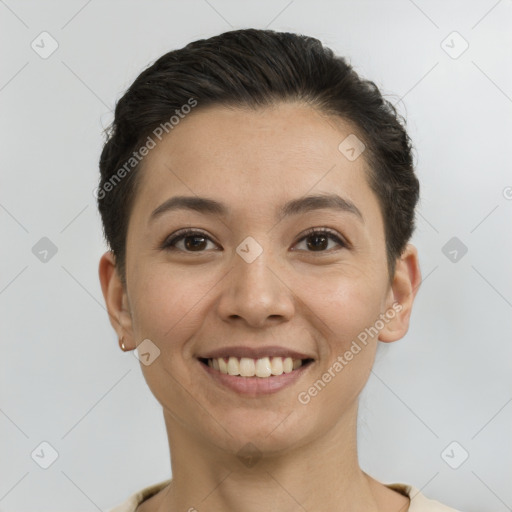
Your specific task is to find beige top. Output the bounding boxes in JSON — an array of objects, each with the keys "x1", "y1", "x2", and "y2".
[{"x1": 107, "y1": 479, "x2": 462, "y2": 512}]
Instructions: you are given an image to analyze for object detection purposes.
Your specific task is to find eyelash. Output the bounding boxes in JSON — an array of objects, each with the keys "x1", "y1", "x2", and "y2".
[{"x1": 160, "y1": 227, "x2": 348, "y2": 254}]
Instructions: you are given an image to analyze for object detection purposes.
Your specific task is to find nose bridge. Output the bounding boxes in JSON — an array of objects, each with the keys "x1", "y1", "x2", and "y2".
[
  {"x1": 216, "y1": 234, "x2": 294, "y2": 326},
  {"x1": 236, "y1": 240, "x2": 275, "y2": 292},
  {"x1": 233, "y1": 235, "x2": 281, "y2": 303}
]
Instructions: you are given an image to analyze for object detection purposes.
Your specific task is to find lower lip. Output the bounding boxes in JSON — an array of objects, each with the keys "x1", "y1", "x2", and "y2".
[{"x1": 198, "y1": 359, "x2": 313, "y2": 396}]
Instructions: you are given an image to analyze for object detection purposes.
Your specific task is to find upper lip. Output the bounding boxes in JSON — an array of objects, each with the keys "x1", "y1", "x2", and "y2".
[{"x1": 199, "y1": 346, "x2": 314, "y2": 360}]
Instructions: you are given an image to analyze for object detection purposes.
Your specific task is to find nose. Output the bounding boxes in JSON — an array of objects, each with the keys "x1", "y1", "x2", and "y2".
[{"x1": 216, "y1": 244, "x2": 295, "y2": 329}]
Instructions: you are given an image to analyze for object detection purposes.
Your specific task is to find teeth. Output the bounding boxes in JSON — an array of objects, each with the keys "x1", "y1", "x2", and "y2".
[
  {"x1": 270, "y1": 357, "x2": 283, "y2": 375},
  {"x1": 255, "y1": 357, "x2": 272, "y2": 378},
  {"x1": 239, "y1": 357, "x2": 255, "y2": 377},
  {"x1": 205, "y1": 356, "x2": 305, "y2": 377},
  {"x1": 218, "y1": 357, "x2": 228, "y2": 374},
  {"x1": 227, "y1": 356, "x2": 239, "y2": 375}
]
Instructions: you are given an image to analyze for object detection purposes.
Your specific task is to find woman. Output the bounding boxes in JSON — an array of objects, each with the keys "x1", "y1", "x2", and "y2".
[{"x1": 98, "y1": 28, "x2": 460, "y2": 512}]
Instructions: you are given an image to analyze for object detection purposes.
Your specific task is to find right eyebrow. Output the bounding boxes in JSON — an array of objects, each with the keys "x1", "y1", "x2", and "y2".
[{"x1": 149, "y1": 196, "x2": 227, "y2": 224}]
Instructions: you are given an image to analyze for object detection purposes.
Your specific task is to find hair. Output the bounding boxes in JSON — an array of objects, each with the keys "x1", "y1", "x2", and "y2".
[{"x1": 98, "y1": 28, "x2": 419, "y2": 286}]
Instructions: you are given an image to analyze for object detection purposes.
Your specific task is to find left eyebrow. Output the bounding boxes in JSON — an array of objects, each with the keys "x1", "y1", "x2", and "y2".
[
  {"x1": 149, "y1": 193, "x2": 364, "y2": 224},
  {"x1": 278, "y1": 193, "x2": 364, "y2": 223}
]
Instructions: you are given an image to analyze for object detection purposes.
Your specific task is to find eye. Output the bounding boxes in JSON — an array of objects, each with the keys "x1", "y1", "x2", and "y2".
[
  {"x1": 161, "y1": 227, "x2": 348, "y2": 254},
  {"x1": 161, "y1": 229, "x2": 219, "y2": 252},
  {"x1": 293, "y1": 228, "x2": 347, "y2": 253}
]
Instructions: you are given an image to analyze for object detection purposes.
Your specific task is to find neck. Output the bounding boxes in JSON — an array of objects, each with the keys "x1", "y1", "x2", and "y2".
[{"x1": 153, "y1": 401, "x2": 402, "y2": 512}]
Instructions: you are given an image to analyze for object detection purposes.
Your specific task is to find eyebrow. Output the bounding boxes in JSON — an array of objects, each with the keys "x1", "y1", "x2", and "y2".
[{"x1": 149, "y1": 193, "x2": 364, "y2": 224}]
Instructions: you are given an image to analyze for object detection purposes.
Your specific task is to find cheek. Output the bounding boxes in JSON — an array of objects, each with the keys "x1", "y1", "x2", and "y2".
[
  {"x1": 303, "y1": 266, "x2": 386, "y2": 342},
  {"x1": 128, "y1": 265, "x2": 212, "y2": 347},
  {"x1": 296, "y1": 276, "x2": 382, "y2": 415}
]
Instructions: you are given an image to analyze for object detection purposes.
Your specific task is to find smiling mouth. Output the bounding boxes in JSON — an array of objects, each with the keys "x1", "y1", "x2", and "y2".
[{"x1": 198, "y1": 356, "x2": 314, "y2": 378}]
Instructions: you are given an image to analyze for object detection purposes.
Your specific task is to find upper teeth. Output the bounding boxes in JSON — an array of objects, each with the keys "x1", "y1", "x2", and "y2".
[{"x1": 207, "y1": 356, "x2": 303, "y2": 377}]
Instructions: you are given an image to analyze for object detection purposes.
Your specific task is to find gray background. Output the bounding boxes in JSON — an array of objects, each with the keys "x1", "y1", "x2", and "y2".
[{"x1": 1, "y1": 0, "x2": 511, "y2": 510}]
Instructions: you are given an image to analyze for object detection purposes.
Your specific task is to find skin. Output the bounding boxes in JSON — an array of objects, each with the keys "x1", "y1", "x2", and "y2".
[{"x1": 99, "y1": 102, "x2": 422, "y2": 512}]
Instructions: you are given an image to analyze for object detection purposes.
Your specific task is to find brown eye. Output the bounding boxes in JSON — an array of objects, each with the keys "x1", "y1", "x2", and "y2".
[
  {"x1": 294, "y1": 228, "x2": 346, "y2": 253},
  {"x1": 162, "y1": 229, "x2": 217, "y2": 252},
  {"x1": 306, "y1": 232, "x2": 329, "y2": 251},
  {"x1": 183, "y1": 234, "x2": 208, "y2": 251},
  {"x1": 162, "y1": 228, "x2": 346, "y2": 254}
]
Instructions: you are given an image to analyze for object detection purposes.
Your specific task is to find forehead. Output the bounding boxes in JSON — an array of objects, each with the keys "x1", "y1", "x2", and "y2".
[
  {"x1": 130, "y1": 102, "x2": 379, "y2": 224},
  {"x1": 162, "y1": 103, "x2": 357, "y2": 161}
]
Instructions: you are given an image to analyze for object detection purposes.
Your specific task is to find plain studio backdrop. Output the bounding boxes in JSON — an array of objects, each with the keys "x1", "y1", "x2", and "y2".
[{"x1": 1, "y1": 1, "x2": 511, "y2": 511}]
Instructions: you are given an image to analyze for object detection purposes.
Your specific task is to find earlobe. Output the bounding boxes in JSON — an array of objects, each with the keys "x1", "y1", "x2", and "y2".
[
  {"x1": 379, "y1": 243, "x2": 422, "y2": 343},
  {"x1": 98, "y1": 251, "x2": 134, "y2": 349}
]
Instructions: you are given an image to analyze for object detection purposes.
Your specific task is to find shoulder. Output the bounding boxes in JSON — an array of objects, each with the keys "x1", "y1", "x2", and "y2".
[
  {"x1": 108, "y1": 479, "x2": 463, "y2": 512},
  {"x1": 106, "y1": 479, "x2": 172, "y2": 512},
  {"x1": 385, "y1": 482, "x2": 463, "y2": 512}
]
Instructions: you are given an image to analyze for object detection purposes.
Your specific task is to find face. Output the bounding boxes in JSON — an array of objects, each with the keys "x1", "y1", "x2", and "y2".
[{"x1": 100, "y1": 102, "x2": 420, "y2": 458}]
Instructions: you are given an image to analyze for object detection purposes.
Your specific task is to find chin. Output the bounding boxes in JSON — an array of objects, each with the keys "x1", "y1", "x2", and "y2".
[{"x1": 208, "y1": 407, "x2": 313, "y2": 456}]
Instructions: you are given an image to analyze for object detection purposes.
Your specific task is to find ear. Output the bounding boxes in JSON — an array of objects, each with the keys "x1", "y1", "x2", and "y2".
[
  {"x1": 98, "y1": 251, "x2": 135, "y2": 349},
  {"x1": 379, "y1": 243, "x2": 422, "y2": 343}
]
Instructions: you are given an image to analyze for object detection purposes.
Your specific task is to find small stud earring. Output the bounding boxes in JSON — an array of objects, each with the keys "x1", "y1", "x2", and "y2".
[{"x1": 119, "y1": 336, "x2": 127, "y2": 351}]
